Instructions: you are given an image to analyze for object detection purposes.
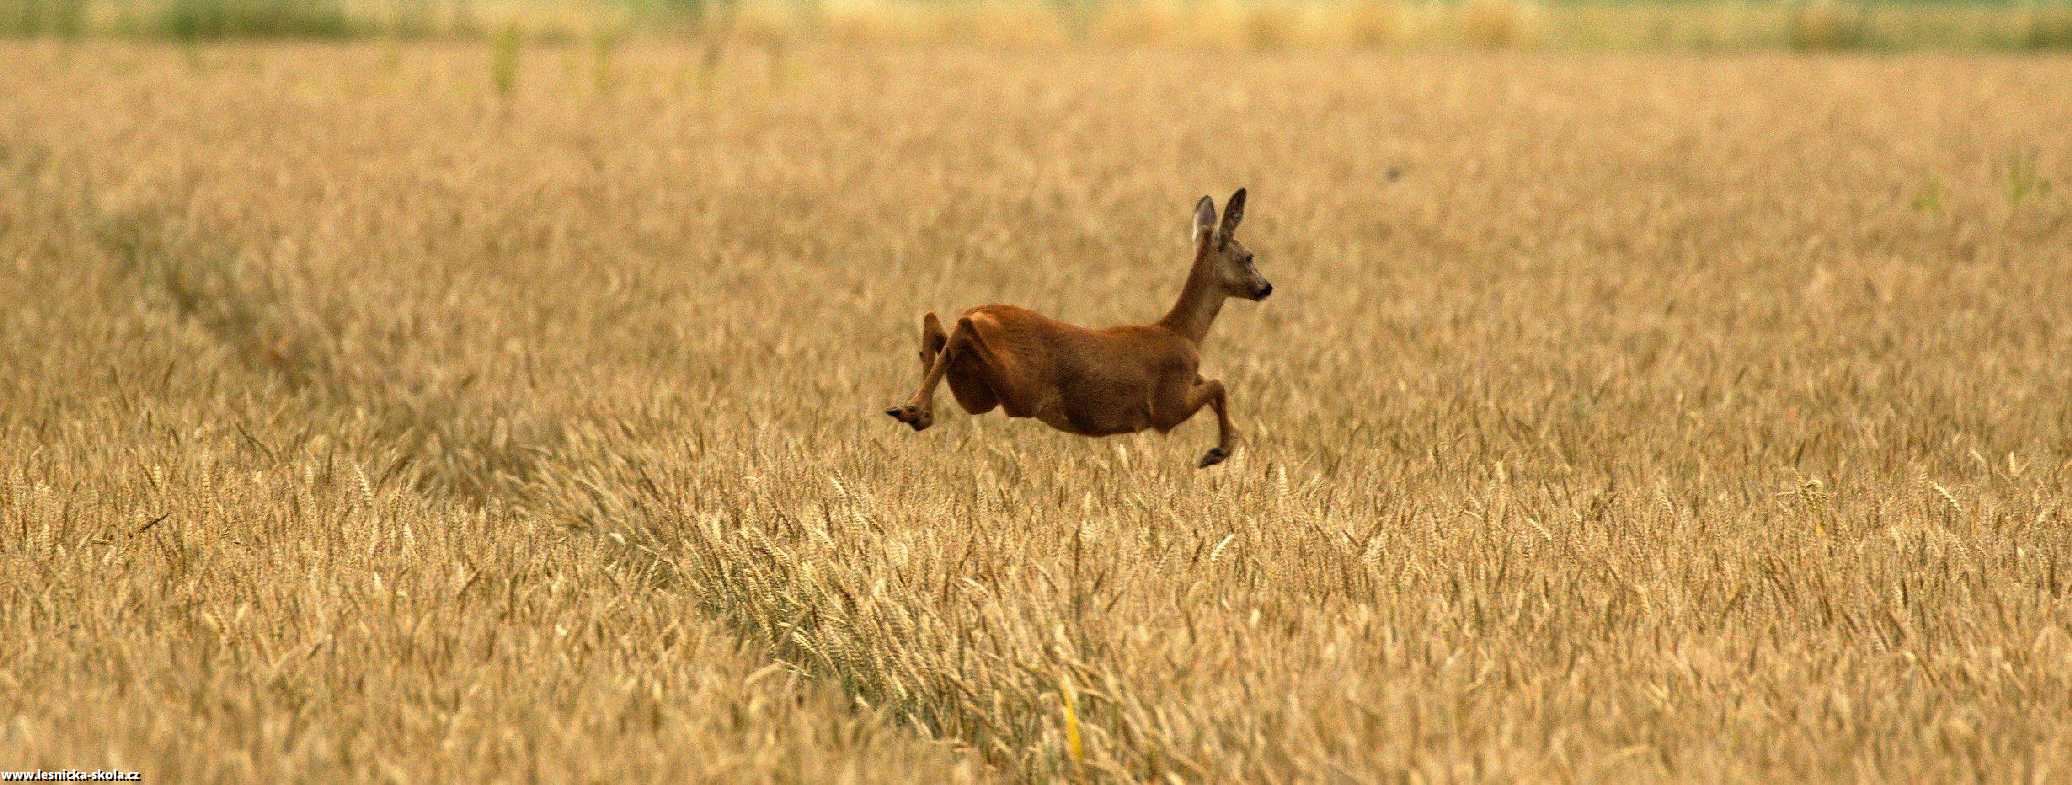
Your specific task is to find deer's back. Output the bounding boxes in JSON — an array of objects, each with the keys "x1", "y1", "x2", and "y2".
[
  {"x1": 960, "y1": 304, "x2": 1193, "y2": 369},
  {"x1": 959, "y1": 304, "x2": 1196, "y2": 435}
]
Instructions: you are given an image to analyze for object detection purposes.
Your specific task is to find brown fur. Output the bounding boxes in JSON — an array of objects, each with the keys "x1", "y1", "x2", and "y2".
[{"x1": 888, "y1": 189, "x2": 1269, "y2": 468}]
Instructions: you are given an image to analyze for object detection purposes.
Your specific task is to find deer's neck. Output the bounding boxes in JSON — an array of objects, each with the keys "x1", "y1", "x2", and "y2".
[{"x1": 1158, "y1": 253, "x2": 1224, "y2": 345}]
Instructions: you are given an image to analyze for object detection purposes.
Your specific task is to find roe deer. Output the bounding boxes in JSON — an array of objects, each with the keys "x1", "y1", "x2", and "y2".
[{"x1": 885, "y1": 188, "x2": 1270, "y2": 468}]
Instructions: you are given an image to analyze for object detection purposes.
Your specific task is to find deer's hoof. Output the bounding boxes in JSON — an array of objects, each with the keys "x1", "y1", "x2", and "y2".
[
  {"x1": 886, "y1": 404, "x2": 934, "y2": 432},
  {"x1": 1198, "y1": 447, "x2": 1228, "y2": 468}
]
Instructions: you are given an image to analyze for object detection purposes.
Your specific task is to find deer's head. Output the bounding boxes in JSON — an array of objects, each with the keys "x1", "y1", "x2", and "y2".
[{"x1": 1191, "y1": 188, "x2": 1270, "y2": 301}]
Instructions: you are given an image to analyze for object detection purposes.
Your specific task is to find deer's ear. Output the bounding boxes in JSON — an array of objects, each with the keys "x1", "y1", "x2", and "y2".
[
  {"x1": 1217, "y1": 188, "x2": 1246, "y2": 246},
  {"x1": 1191, "y1": 195, "x2": 1217, "y2": 247}
]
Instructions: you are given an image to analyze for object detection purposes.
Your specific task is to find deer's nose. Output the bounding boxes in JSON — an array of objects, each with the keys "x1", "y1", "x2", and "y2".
[{"x1": 1256, "y1": 282, "x2": 1274, "y2": 300}]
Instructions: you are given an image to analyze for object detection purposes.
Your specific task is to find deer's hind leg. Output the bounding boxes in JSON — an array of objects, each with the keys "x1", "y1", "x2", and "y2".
[
  {"x1": 917, "y1": 311, "x2": 1001, "y2": 415},
  {"x1": 889, "y1": 313, "x2": 948, "y2": 431},
  {"x1": 888, "y1": 315, "x2": 1004, "y2": 431},
  {"x1": 944, "y1": 355, "x2": 1000, "y2": 416},
  {"x1": 917, "y1": 313, "x2": 948, "y2": 373}
]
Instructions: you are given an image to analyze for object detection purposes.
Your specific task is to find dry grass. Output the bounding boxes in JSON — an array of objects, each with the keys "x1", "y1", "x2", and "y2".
[{"x1": 3, "y1": 40, "x2": 2071, "y2": 783}]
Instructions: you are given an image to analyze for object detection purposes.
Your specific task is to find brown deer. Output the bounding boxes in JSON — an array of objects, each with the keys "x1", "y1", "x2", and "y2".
[{"x1": 885, "y1": 188, "x2": 1270, "y2": 468}]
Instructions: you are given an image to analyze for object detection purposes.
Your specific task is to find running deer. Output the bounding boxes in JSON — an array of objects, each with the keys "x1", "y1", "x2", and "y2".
[{"x1": 885, "y1": 188, "x2": 1270, "y2": 468}]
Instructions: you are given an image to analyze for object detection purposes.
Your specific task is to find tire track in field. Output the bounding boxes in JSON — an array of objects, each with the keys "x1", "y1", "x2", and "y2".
[
  {"x1": 87, "y1": 198, "x2": 561, "y2": 507},
  {"x1": 41, "y1": 172, "x2": 1000, "y2": 781}
]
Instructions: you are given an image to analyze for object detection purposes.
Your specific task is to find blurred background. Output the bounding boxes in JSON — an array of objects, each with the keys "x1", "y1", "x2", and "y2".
[{"x1": 4, "y1": 0, "x2": 2070, "y2": 51}]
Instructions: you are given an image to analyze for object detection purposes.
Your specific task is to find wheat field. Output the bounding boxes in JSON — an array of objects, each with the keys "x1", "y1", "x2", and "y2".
[{"x1": 2, "y1": 39, "x2": 2070, "y2": 784}]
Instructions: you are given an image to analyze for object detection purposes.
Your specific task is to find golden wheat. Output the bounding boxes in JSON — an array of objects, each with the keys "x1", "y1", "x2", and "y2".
[{"x1": 2, "y1": 39, "x2": 2070, "y2": 783}]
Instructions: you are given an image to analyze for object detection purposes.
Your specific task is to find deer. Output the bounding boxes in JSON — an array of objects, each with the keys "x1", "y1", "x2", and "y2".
[{"x1": 885, "y1": 188, "x2": 1270, "y2": 468}]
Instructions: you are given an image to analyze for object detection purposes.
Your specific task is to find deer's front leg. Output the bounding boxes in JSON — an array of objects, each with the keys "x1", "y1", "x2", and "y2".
[
  {"x1": 1196, "y1": 378, "x2": 1237, "y2": 468},
  {"x1": 1159, "y1": 376, "x2": 1235, "y2": 468}
]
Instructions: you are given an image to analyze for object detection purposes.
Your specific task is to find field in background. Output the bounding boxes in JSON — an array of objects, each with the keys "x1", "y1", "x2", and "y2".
[
  {"x1": 4, "y1": 38, "x2": 2072, "y2": 783},
  {"x1": 4, "y1": 0, "x2": 2072, "y2": 49}
]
